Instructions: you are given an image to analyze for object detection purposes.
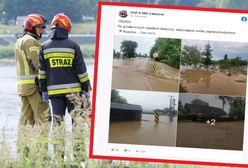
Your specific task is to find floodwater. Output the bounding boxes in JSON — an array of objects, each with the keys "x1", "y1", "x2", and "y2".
[
  {"x1": 112, "y1": 58, "x2": 180, "y2": 92},
  {"x1": 177, "y1": 121, "x2": 244, "y2": 150},
  {"x1": 0, "y1": 61, "x2": 94, "y2": 156},
  {"x1": 109, "y1": 114, "x2": 177, "y2": 147},
  {"x1": 180, "y1": 69, "x2": 247, "y2": 96}
]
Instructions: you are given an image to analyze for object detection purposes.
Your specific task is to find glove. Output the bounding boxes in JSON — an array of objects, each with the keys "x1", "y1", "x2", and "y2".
[
  {"x1": 42, "y1": 92, "x2": 49, "y2": 103},
  {"x1": 81, "y1": 81, "x2": 91, "y2": 93},
  {"x1": 82, "y1": 90, "x2": 90, "y2": 98}
]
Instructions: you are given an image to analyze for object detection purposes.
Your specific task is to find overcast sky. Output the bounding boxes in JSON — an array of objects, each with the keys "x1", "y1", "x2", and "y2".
[
  {"x1": 182, "y1": 39, "x2": 248, "y2": 60},
  {"x1": 179, "y1": 93, "x2": 231, "y2": 113},
  {"x1": 114, "y1": 35, "x2": 157, "y2": 55},
  {"x1": 117, "y1": 89, "x2": 178, "y2": 112}
]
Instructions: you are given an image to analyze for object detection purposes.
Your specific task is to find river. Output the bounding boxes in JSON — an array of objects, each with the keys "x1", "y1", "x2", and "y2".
[{"x1": 0, "y1": 60, "x2": 94, "y2": 156}]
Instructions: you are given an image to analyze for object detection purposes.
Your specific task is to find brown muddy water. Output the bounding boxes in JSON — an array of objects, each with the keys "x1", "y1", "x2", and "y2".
[
  {"x1": 180, "y1": 69, "x2": 247, "y2": 96},
  {"x1": 109, "y1": 114, "x2": 177, "y2": 147},
  {"x1": 112, "y1": 59, "x2": 179, "y2": 92},
  {"x1": 177, "y1": 121, "x2": 244, "y2": 150}
]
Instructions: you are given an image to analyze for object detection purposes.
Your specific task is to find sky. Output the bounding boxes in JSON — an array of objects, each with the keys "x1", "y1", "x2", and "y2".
[
  {"x1": 182, "y1": 39, "x2": 248, "y2": 60},
  {"x1": 114, "y1": 35, "x2": 157, "y2": 55},
  {"x1": 179, "y1": 93, "x2": 232, "y2": 113},
  {"x1": 117, "y1": 89, "x2": 178, "y2": 112}
]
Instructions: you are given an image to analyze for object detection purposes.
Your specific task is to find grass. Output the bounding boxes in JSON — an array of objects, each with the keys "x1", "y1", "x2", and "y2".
[
  {"x1": 0, "y1": 93, "x2": 189, "y2": 167},
  {"x1": 80, "y1": 44, "x2": 95, "y2": 58},
  {"x1": 71, "y1": 22, "x2": 96, "y2": 34},
  {"x1": 0, "y1": 44, "x2": 95, "y2": 59},
  {"x1": 0, "y1": 24, "x2": 22, "y2": 34},
  {"x1": 0, "y1": 21, "x2": 96, "y2": 35},
  {"x1": 0, "y1": 45, "x2": 15, "y2": 59}
]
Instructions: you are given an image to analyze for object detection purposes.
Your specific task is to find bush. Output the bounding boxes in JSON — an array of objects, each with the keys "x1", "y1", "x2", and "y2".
[{"x1": 0, "y1": 45, "x2": 15, "y2": 59}]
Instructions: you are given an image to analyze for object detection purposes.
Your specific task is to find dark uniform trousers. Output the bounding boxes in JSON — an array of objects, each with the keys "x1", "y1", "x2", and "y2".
[{"x1": 50, "y1": 93, "x2": 83, "y2": 126}]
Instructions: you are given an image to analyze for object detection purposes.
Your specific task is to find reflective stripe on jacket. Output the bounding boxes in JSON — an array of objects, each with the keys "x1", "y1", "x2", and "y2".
[
  {"x1": 15, "y1": 32, "x2": 40, "y2": 96},
  {"x1": 39, "y1": 28, "x2": 90, "y2": 96}
]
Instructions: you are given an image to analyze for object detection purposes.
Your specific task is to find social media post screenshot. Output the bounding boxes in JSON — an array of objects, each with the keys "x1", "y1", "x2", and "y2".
[{"x1": 90, "y1": 2, "x2": 248, "y2": 166}]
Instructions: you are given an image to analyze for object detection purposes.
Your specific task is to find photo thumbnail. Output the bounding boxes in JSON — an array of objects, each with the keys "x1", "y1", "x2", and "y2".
[
  {"x1": 177, "y1": 93, "x2": 245, "y2": 150},
  {"x1": 112, "y1": 36, "x2": 181, "y2": 92},
  {"x1": 180, "y1": 39, "x2": 247, "y2": 96},
  {"x1": 109, "y1": 89, "x2": 178, "y2": 147}
]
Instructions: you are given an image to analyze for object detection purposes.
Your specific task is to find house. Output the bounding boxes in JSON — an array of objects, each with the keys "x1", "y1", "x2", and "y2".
[
  {"x1": 184, "y1": 103, "x2": 227, "y2": 121},
  {"x1": 110, "y1": 102, "x2": 142, "y2": 122}
]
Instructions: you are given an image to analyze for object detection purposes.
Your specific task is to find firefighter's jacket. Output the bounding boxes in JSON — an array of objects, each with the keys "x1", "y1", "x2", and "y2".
[
  {"x1": 15, "y1": 32, "x2": 40, "y2": 96},
  {"x1": 39, "y1": 28, "x2": 90, "y2": 97}
]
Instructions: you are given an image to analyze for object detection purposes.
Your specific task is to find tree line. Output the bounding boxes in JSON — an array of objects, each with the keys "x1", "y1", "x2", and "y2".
[
  {"x1": 1, "y1": 0, "x2": 248, "y2": 24},
  {"x1": 113, "y1": 38, "x2": 181, "y2": 69},
  {"x1": 0, "y1": 0, "x2": 97, "y2": 23},
  {"x1": 181, "y1": 42, "x2": 247, "y2": 71},
  {"x1": 178, "y1": 96, "x2": 245, "y2": 120}
]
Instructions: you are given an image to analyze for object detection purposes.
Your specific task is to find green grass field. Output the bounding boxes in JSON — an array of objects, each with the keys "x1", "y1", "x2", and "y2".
[
  {"x1": 0, "y1": 44, "x2": 95, "y2": 59},
  {"x1": 0, "y1": 21, "x2": 96, "y2": 35},
  {"x1": 0, "y1": 45, "x2": 15, "y2": 59}
]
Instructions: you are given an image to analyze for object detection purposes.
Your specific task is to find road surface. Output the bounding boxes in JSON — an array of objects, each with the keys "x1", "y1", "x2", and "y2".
[{"x1": 112, "y1": 58, "x2": 179, "y2": 92}]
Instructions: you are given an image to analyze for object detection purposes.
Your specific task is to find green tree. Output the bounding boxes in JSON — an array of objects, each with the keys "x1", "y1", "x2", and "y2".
[
  {"x1": 155, "y1": 0, "x2": 180, "y2": 5},
  {"x1": 229, "y1": 97, "x2": 245, "y2": 119},
  {"x1": 1, "y1": 0, "x2": 96, "y2": 23},
  {"x1": 120, "y1": 40, "x2": 138, "y2": 59},
  {"x1": 181, "y1": 45, "x2": 202, "y2": 68},
  {"x1": 178, "y1": 100, "x2": 185, "y2": 119},
  {"x1": 81, "y1": 0, "x2": 98, "y2": 20},
  {"x1": 111, "y1": 89, "x2": 128, "y2": 104},
  {"x1": 202, "y1": 42, "x2": 213, "y2": 68},
  {"x1": 218, "y1": 96, "x2": 245, "y2": 119},
  {"x1": 218, "y1": 0, "x2": 248, "y2": 10},
  {"x1": 150, "y1": 46, "x2": 157, "y2": 59},
  {"x1": 151, "y1": 38, "x2": 181, "y2": 69}
]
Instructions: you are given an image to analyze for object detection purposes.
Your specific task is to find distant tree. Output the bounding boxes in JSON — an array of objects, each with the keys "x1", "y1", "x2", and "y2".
[
  {"x1": 178, "y1": 100, "x2": 185, "y2": 119},
  {"x1": 120, "y1": 40, "x2": 138, "y2": 59},
  {"x1": 229, "y1": 97, "x2": 245, "y2": 119},
  {"x1": 2, "y1": 0, "x2": 18, "y2": 22},
  {"x1": 202, "y1": 42, "x2": 213, "y2": 68},
  {"x1": 224, "y1": 54, "x2": 228, "y2": 60},
  {"x1": 218, "y1": 96, "x2": 245, "y2": 119},
  {"x1": 81, "y1": 0, "x2": 98, "y2": 20},
  {"x1": 150, "y1": 46, "x2": 157, "y2": 59},
  {"x1": 191, "y1": 99, "x2": 209, "y2": 106},
  {"x1": 181, "y1": 45, "x2": 202, "y2": 68},
  {"x1": 218, "y1": 96, "x2": 228, "y2": 110},
  {"x1": 218, "y1": 0, "x2": 248, "y2": 10},
  {"x1": 113, "y1": 49, "x2": 121, "y2": 59},
  {"x1": 197, "y1": 0, "x2": 217, "y2": 8},
  {"x1": 1, "y1": 0, "x2": 97, "y2": 23},
  {"x1": 154, "y1": 0, "x2": 179, "y2": 5},
  {"x1": 111, "y1": 89, "x2": 128, "y2": 104}
]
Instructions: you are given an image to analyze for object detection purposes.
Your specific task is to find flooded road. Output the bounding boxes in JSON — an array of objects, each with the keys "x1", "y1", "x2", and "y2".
[
  {"x1": 177, "y1": 121, "x2": 244, "y2": 150},
  {"x1": 112, "y1": 59, "x2": 179, "y2": 92},
  {"x1": 109, "y1": 114, "x2": 177, "y2": 147},
  {"x1": 0, "y1": 61, "x2": 94, "y2": 156},
  {"x1": 180, "y1": 69, "x2": 247, "y2": 96}
]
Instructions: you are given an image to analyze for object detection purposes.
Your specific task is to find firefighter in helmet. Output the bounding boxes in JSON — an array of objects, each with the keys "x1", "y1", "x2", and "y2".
[
  {"x1": 39, "y1": 13, "x2": 91, "y2": 125},
  {"x1": 15, "y1": 14, "x2": 50, "y2": 126}
]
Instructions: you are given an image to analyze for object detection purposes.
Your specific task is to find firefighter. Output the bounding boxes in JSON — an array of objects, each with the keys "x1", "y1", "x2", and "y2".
[
  {"x1": 39, "y1": 13, "x2": 91, "y2": 125},
  {"x1": 15, "y1": 14, "x2": 50, "y2": 126}
]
